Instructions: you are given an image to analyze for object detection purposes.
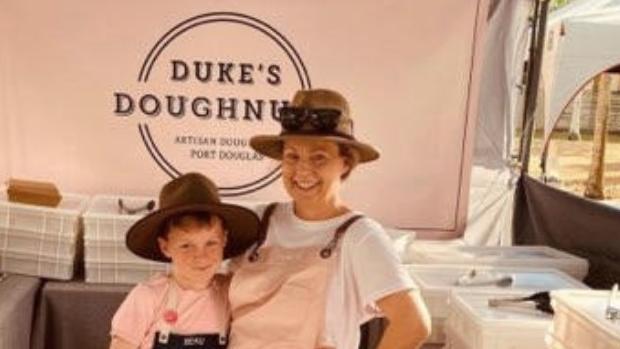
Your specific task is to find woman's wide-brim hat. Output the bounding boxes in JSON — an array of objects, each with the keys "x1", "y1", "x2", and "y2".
[
  {"x1": 126, "y1": 172, "x2": 260, "y2": 262},
  {"x1": 250, "y1": 88, "x2": 380, "y2": 163}
]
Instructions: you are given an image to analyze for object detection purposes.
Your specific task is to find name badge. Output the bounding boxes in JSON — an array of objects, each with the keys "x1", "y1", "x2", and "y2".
[{"x1": 183, "y1": 336, "x2": 206, "y2": 346}]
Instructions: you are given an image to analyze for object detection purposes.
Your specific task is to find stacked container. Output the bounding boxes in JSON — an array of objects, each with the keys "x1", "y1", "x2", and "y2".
[
  {"x1": 0, "y1": 192, "x2": 89, "y2": 279},
  {"x1": 83, "y1": 195, "x2": 168, "y2": 283},
  {"x1": 444, "y1": 289, "x2": 556, "y2": 349},
  {"x1": 547, "y1": 289, "x2": 620, "y2": 348},
  {"x1": 407, "y1": 264, "x2": 588, "y2": 344}
]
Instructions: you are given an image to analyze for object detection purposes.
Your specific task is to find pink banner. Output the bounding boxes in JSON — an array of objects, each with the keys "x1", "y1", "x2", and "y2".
[{"x1": 0, "y1": 0, "x2": 488, "y2": 236}]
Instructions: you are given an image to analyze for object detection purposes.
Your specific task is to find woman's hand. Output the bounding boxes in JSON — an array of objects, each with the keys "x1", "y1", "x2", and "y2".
[
  {"x1": 109, "y1": 336, "x2": 138, "y2": 349},
  {"x1": 375, "y1": 289, "x2": 431, "y2": 349}
]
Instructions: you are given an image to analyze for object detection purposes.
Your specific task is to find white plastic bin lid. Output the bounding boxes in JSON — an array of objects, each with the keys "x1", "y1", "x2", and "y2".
[
  {"x1": 0, "y1": 192, "x2": 90, "y2": 214},
  {"x1": 408, "y1": 264, "x2": 587, "y2": 293},
  {"x1": 406, "y1": 245, "x2": 589, "y2": 280},
  {"x1": 408, "y1": 264, "x2": 587, "y2": 322},
  {"x1": 450, "y1": 289, "x2": 555, "y2": 328},
  {"x1": 551, "y1": 289, "x2": 620, "y2": 343}
]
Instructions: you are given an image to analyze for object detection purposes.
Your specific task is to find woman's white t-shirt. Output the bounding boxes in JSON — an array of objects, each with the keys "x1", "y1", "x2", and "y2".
[{"x1": 250, "y1": 202, "x2": 416, "y2": 349}]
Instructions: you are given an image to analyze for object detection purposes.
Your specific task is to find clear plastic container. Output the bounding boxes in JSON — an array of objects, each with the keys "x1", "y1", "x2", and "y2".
[
  {"x1": 407, "y1": 264, "x2": 587, "y2": 344},
  {"x1": 444, "y1": 289, "x2": 558, "y2": 349},
  {"x1": 406, "y1": 245, "x2": 588, "y2": 280},
  {"x1": 547, "y1": 289, "x2": 620, "y2": 349}
]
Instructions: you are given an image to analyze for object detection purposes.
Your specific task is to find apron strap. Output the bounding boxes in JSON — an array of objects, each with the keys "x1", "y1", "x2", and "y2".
[
  {"x1": 320, "y1": 214, "x2": 364, "y2": 259},
  {"x1": 217, "y1": 278, "x2": 230, "y2": 345},
  {"x1": 248, "y1": 202, "x2": 278, "y2": 262},
  {"x1": 157, "y1": 279, "x2": 179, "y2": 344}
]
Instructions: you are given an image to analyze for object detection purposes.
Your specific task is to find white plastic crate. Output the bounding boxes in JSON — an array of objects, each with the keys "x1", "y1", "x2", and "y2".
[
  {"x1": 407, "y1": 264, "x2": 587, "y2": 344},
  {"x1": 0, "y1": 250, "x2": 75, "y2": 279},
  {"x1": 406, "y1": 245, "x2": 589, "y2": 280},
  {"x1": 444, "y1": 289, "x2": 557, "y2": 349},
  {"x1": 0, "y1": 192, "x2": 89, "y2": 280},
  {"x1": 83, "y1": 195, "x2": 168, "y2": 284},
  {"x1": 85, "y1": 258, "x2": 169, "y2": 284},
  {"x1": 547, "y1": 289, "x2": 620, "y2": 349}
]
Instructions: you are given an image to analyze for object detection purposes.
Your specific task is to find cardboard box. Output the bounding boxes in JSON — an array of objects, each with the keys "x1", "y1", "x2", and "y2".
[{"x1": 6, "y1": 178, "x2": 62, "y2": 207}]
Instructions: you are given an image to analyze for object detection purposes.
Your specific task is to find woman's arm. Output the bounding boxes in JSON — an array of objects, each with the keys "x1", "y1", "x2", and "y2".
[
  {"x1": 375, "y1": 289, "x2": 431, "y2": 349},
  {"x1": 109, "y1": 336, "x2": 138, "y2": 349}
]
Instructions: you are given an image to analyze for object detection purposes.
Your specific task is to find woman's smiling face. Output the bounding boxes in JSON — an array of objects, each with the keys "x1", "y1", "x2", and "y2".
[{"x1": 281, "y1": 138, "x2": 349, "y2": 209}]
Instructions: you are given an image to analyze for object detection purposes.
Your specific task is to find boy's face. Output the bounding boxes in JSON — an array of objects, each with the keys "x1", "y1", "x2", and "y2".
[{"x1": 157, "y1": 215, "x2": 226, "y2": 282}]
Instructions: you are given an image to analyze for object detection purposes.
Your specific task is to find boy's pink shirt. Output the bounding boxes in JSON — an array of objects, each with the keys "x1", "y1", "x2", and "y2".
[{"x1": 110, "y1": 273, "x2": 229, "y2": 349}]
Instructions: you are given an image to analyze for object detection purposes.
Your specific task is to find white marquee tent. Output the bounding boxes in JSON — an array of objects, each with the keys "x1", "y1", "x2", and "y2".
[{"x1": 542, "y1": 0, "x2": 620, "y2": 138}]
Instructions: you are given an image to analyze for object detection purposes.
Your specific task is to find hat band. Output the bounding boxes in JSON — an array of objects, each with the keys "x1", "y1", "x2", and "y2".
[{"x1": 279, "y1": 130, "x2": 355, "y2": 140}]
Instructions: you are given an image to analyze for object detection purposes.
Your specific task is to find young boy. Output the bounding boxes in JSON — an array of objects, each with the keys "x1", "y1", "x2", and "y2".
[{"x1": 109, "y1": 173, "x2": 259, "y2": 349}]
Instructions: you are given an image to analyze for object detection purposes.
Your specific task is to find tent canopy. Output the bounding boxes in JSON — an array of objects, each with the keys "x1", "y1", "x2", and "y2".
[{"x1": 542, "y1": 0, "x2": 620, "y2": 138}]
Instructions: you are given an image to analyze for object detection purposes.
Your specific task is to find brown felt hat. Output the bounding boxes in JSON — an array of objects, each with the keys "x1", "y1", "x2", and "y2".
[
  {"x1": 250, "y1": 88, "x2": 380, "y2": 163},
  {"x1": 126, "y1": 172, "x2": 260, "y2": 262}
]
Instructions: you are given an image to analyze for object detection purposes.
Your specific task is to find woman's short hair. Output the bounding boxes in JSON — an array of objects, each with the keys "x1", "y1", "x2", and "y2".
[{"x1": 338, "y1": 144, "x2": 360, "y2": 180}]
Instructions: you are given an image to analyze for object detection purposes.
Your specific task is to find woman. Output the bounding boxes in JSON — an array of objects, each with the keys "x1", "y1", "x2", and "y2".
[{"x1": 228, "y1": 89, "x2": 431, "y2": 349}]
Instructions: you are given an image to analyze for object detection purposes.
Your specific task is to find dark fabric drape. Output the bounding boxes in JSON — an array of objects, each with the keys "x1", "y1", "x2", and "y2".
[
  {"x1": 27, "y1": 280, "x2": 383, "y2": 349},
  {"x1": 0, "y1": 275, "x2": 40, "y2": 349},
  {"x1": 513, "y1": 174, "x2": 620, "y2": 289},
  {"x1": 31, "y1": 282, "x2": 131, "y2": 349}
]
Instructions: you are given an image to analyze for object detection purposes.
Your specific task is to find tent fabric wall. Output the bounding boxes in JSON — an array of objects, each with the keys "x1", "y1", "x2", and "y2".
[
  {"x1": 473, "y1": 0, "x2": 531, "y2": 170},
  {"x1": 464, "y1": 166, "x2": 517, "y2": 245},
  {"x1": 464, "y1": 0, "x2": 531, "y2": 245},
  {"x1": 514, "y1": 174, "x2": 620, "y2": 289}
]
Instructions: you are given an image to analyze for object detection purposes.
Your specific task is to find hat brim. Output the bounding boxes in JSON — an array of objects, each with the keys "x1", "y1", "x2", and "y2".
[
  {"x1": 250, "y1": 134, "x2": 380, "y2": 163},
  {"x1": 126, "y1": 202, "x2": 259, "y2": 262}
]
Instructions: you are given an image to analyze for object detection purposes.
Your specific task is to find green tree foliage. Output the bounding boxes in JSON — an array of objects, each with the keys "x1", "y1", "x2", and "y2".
[{"x1": 550, "y1": 0, "x2": 573, "y2": 11}]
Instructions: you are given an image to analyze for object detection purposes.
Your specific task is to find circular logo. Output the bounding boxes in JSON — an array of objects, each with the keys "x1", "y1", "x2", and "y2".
[{"x1": 114, "y1": 12, "x2": 311, "y2": 196}]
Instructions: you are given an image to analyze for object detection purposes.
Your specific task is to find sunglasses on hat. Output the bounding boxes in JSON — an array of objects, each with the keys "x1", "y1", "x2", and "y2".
[{"x1": 279, "y1": 107, "x2": 341, "y2": 133}]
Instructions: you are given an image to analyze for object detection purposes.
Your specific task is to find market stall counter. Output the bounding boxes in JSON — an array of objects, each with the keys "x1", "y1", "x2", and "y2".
[
  {"x1": 31, "y1": 281, "x2": 131, "y2": 349},
  {"x1": 0, "y1": 274, "x2": 41, "y2": 349}
]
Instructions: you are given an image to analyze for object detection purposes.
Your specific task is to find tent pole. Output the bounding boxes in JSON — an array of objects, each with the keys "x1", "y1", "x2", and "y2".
[
  {"x1": 519, "y1": 0, "x2": 550, "y2": 174},
  {"x1": 519, "y1": 0, "x2": 541, "y2": 137},
  {"x1": 513, "y1": 0, "x2": 550, "y2": 245}
]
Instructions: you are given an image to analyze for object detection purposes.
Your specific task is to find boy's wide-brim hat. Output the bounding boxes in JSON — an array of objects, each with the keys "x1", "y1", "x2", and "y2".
[
  {"x1": 126, "y1": 172, "x2": 260, "y2": 262},
  {"x1": 250, "y1": 88, "x2": 380, "y2": 163}
]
